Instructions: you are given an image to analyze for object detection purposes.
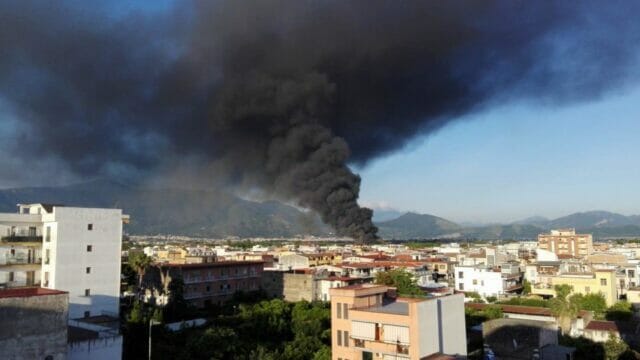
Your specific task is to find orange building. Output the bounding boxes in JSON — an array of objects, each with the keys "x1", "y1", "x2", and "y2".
[
  {"x1": 538, "y1": 229, "x2": 593, "y2": 258},
  {"x1": 330, "y1": 284, "x2": 466, "y2": 360}
]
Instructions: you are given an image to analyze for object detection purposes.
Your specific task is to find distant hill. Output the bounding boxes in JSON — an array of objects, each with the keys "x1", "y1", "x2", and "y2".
[
  {"x1": 2, "y1": 181, "x2": 639, "y2": 240},
  {"x1": 376, "y1": 212, "x2": 462, "y2": 239},
  {"x1": 547, "y1": 211, "x2": 638, "y2": 229},
  {"x1": 371, "y1": 208, "x2": 404, "y2": 222},
  {"x1": 0, "y1": 180, "x2": 330, "y2": 238},
  {"x1": 512, "y1": 216, "x2": 550, "y2": 227}
]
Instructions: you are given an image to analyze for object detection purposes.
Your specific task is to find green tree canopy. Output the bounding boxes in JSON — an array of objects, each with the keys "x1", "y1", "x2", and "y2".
[
  {"x1": 128, "y1": 252, "x2": 152, "y2": 290},
  {"x1": 550, "y1": 284, "x2": 579, "y2": 334},
  {"x1": 606, "y1": 300, "x2": 633, "y2": 321},
  {"x1": 374, "y1": 268, "x2": 423, "y2": 296}
]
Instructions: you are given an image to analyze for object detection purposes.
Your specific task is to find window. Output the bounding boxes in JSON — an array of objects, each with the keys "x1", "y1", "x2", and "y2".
[
  {"x1": 629, "y1": 270, "x2": 636, "y2": 278},
  {"x1": 87, "y1": 224, "x2": 93, "y2": 231},
  {"x1": 458, "y1": 271, "x2": 464, "y2": 279},
  {"x1": 343, "y1": 330, "x2": 349, "y2": 347},
  {"x1": 9, "y1": 272, "x2": 14, "y2": 282},
  {"x1": 473, "y1": 279, "x2": 478, "y2": 285},
  {"x1": 600, "y1": 278, "x2": 607, "y2": 286},
  {"x1": 45, "y1": 226, "x2": 51, "y2": 242},
  {"x1": 343, "y1": 303, "x2": 349, "y2": 320},
  {"x1": 87, "y1": 245, "x2": 92, "y2": 252},
  {"x1": 459, "y1": 283, "x2": 464, "y2": 290},
  {"x1": 86, "y1": 267, "x2": 91, "y2": 274},
  {"x1": 337, "y1": 330, "x2": 342, "y2": 346},
  {"x1": 84, "y1": 289, "x2": 90, "y2": 296},
  {"x1": 84, "y1": 311, "x2": 91, "y2": 318},
  {"x1": 585, "y1": 286, "x2": 590, "y2": 293},
  {"x1": 337, "y1": 302, "x2": 342, "y2": 318}
]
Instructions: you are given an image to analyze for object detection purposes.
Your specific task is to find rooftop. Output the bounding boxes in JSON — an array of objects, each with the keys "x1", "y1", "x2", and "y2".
[
  {"x1": 359, "y1": 301, "x2": 409, "y2": 316},
  {"x1": 159, "y1": 260, "x2": 264, "y2": 269},
  {"x1": 0, "y1": 287, "x2": 67, "y2": 299}
]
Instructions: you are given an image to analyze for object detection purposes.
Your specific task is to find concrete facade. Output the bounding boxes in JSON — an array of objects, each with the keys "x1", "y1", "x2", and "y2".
[
  {"x1": 0, "y1": 288, "x2": 69, "y2": 360},
  {"x1": 261, "y1": 271, "x2": 316, "y2": 302},
  {"x1": 0, "y1": 204, "x2": 127, "y2": 319},
  {"x1": 538, "y1": 229, "x2": 593, "y2": 258},
  {"x1": 330, "y1": 284, "x2": 466, "y2": 360},
  {"x1": 154, "y1": 261, "x2": 264, "y2": 307}
]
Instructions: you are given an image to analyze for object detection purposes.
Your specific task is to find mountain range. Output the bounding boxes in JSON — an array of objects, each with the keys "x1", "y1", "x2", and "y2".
[{"x1": 1, "y1": 180, "x2": 639, "y2": 240}]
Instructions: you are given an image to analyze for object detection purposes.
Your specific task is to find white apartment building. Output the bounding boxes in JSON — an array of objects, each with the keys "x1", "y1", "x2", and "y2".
[
  {"x1": 455, "y1": 263, "x2": 523, "y2": 298},
  {"x1": 0, "y1": 203, "x2": 128, "y2": 319}
]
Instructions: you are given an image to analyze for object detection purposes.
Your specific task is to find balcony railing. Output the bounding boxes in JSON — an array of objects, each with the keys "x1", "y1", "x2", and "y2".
[
  {"x1": 1, "y1": 235, "x2": 43, "y2": 243},
  {"x1": 1, "y1": 257, "x2": 42, "y2": 266}
]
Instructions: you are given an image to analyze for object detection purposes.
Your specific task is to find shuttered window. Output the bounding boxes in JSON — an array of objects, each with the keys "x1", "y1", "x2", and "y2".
[
  {"x1": 351, "y1": 321, "x2": 375, "y2": 340},
  {"x1": 383, "y1": 325, "x2": 410, "y2": 345}
]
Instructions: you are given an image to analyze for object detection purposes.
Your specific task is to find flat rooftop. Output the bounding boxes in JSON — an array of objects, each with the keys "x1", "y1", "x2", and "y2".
[
  {"x1": 0, "y1": 287, "x2": 67, "y2": 299},
  {"x1": 358, "y1": 301, "x2": 409, "y2": 316}
]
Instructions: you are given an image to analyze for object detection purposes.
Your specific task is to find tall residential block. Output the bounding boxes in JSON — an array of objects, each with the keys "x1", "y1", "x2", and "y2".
[
  {"x1": 330, "y1": 284, "x2": 467, "y2": 360},
  {"x1": 1, "y1": 203, "x2": 128, "y2": 319},
  {"x1": 537, "y1": 229, "x2": 593, "y2": 258}
]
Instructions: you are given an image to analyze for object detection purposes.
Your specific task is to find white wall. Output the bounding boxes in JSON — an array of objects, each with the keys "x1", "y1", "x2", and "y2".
[
  {"x1": 454, "y1": 266, "x2": 504, "y2": 297},
  {"x1": 44, "y1": 207, "x2": 123, "y2": 319},
  {"x1": 438, "y1": 294, "x2": 467, "y2": 356}
]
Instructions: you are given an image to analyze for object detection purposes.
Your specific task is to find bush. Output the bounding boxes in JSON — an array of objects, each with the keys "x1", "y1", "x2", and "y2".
[{"x1": 606, "y1": 301, "x2": 633, "y2": 321}]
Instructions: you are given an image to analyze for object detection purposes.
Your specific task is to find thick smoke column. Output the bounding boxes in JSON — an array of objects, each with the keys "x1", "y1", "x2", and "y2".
[{"x1": 1, "y1": 1, "x2": 639, "y2": 242}]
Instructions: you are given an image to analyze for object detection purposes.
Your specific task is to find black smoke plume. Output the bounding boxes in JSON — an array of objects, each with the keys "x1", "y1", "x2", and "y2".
[{"x1": 0, "y1": 1, "x2": 639, "y2": 242}]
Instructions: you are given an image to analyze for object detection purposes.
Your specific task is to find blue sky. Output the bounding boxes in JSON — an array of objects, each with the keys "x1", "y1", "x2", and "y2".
[{"x1": 358, "y1": 84, "x2": 640, "y2": 223}]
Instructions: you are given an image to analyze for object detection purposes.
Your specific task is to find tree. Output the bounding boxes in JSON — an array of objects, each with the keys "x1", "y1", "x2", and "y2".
[
  {"x1": 152, "y1": 307, "x2": 164, "y2": 323},
  {"x1": 571, "y1": 293, "x2": 607, "y2": 318},
  {"x1": 603, "y1": 333, "x2": 629, "y2": 360},
  {"x1": 549, "y1": 284, "x2": 579, "y2": 334},
  {"x1": 483, "y1": 305, "x2": 503, "y2": 320},
  {"x1": 522, "y1": 279, "x2": 532, "y2": 295},
  {"x1": 128, "y1": 300, "x2": 145, "y2": 324},
  {"x1": 128, "y1": 252, "x2": 152, "y2": 294},
  {"x1": 606, "y1": 301, "x2": 633, "y2": 321},
  {"x1": 179, "y1": 327, "x2": 237, "y2": 360},
  {"x1": 374, "y1": 268, "x2": 423, "y2": 296},
  {"x1": 312, "y1": 346, "x2": 331, "y2": 360},
  {"x1": 485, "y1": 296, "x2": 498, "y2": 303},
  {"x1": 166, "y1": 276, "x2": 189, "y2": 321}
]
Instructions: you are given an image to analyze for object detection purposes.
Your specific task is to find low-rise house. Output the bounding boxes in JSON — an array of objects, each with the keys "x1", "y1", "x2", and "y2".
[
  {"x1": 454, "y1": 264, "x2": 523, "y2": 298},
  {"x1": 532, "y1": 269, "x2": 618, "y2": 306},
  {"x1": 466, "y1": 303, "x2": 593, "y2": 337}
]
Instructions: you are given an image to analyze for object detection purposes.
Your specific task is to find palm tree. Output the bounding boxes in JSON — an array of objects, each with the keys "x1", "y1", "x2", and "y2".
[
  {"x1": 549, "y1": 284, "x2": 579, "y2": 334},
  {"x1": 128, "y1": 252, "x2": 152, "y2": 296}
]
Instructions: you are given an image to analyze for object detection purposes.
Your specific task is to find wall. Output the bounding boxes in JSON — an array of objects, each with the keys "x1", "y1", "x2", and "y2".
[
  {"x1": 261, "y1": 271, "x2": 316, "y2": 301},
  {"x1": 437, "y1": 294, "x2": 467, "y2": 356},
  {"x1": 68, "y1": 335, "x2": 123, "y2": 360},
  {"x1": 0, "y1": 292, "x2": 68, "y2": 360},
  {"x1": 46, "y1": 207, "x2": 123, "y2": 319}
]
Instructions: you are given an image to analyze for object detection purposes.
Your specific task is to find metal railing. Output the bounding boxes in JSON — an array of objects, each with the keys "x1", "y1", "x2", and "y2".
[{"x1": 1, "y1": 235, "x2": 43, "y2": 243}]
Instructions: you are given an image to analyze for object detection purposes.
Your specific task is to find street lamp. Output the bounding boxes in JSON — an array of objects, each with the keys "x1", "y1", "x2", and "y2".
[{"x1": 148, "y1": 319, "x2": 161, "y2": 360}]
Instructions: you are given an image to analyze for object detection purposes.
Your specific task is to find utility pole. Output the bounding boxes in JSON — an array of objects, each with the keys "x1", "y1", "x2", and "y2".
[{"x1": 148, "y1": 319, "x2": 160, "y2": 360}]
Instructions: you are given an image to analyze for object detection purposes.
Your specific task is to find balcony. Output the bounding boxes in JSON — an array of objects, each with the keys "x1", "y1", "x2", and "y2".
[
  {"x1": 1, "y1": 235, "x2": 43, "y2": 244},
  {"x1": 0, "y1": 257, "x2": 42, "y2": 266}
]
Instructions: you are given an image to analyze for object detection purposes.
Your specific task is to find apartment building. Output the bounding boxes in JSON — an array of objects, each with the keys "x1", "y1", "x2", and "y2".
[
  {"x1": 0, "y1": 203, "x2": 128, "y2": 319},
  {"x1": 538, "y1": 229, "x2": 593, "y2": 258},
  {"x1": 454, "y1": 263, "x2": 523, "y2": 298},
  {"x1": 155, "y1": 261, "x2": 264, "y2": 307},
  {"x1": 532, "y1": 269, "x2": 618, "y2": 306},
  {"x1": 330, "y1": 284, "x2": 466, "y2": 360}
]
